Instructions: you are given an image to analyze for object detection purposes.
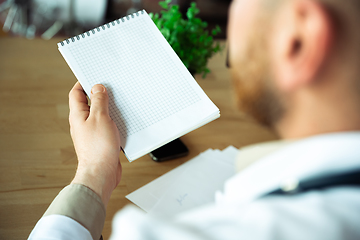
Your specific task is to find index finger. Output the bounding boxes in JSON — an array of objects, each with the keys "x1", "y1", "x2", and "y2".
[{"x1": 69, "y1": 82, "x2": 90, "y2": 122}]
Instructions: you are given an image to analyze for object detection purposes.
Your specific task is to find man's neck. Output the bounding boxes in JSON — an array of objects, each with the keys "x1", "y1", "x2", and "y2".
[{"x1": 275, "y1": 89, "x2": 360, "y2": 139}]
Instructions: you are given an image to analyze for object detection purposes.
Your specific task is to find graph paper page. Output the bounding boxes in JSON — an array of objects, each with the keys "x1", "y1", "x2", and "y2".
[{"x1": 58, "y1": 11, "x2": 220, "y2": 161}]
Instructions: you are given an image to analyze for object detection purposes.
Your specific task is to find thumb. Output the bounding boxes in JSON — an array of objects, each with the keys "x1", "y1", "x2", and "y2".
[{"x1": 90, "y1": 84, "x2": 109, "y2": 117}]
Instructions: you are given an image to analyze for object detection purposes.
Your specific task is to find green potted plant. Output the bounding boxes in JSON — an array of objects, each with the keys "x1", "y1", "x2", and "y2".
[{"x1": 150, "y1": 0, "x2": 222, "y2": 78}]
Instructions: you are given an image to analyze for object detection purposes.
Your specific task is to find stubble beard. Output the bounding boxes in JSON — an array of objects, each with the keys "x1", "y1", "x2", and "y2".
[{"x1": 230, "y1": 21, "x2": 285, "y2": 128}]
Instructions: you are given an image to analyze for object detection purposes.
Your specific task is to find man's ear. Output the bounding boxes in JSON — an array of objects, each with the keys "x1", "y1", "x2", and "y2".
[{"x1": 271, "y1": 0, "x2": 333, "y2": 92}]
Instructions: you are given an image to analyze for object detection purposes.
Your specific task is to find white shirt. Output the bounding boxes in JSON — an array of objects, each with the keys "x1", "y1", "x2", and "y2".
[{"x1": 29, "y1": 132, "x2": 360, "y2": 240}]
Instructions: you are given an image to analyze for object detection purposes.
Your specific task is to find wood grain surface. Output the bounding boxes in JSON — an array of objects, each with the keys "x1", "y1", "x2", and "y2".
[{"x1": 0, "y1": 37, "x2": 277, "y2": 239}]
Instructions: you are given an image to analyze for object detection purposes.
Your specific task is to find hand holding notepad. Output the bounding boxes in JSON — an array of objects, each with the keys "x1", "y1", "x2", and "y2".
[{"x1": 58, "y1": 10, "x2": 220, "y2": 161}]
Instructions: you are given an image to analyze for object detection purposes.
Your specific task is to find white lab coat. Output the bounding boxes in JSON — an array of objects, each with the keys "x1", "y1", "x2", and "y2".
[{"x1": 29, "y1": 132, "x2": 360, "y2": 240}]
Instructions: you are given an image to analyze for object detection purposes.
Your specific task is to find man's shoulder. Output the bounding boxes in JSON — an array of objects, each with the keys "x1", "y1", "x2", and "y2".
[{"x1": 177, "y1": 186, "x2": 360, "y2": 240}]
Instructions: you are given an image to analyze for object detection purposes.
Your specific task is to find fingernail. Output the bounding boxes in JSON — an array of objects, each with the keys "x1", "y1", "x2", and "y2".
[{"x1": 91, "y1": 85, "x2": 105, "y2": 94}]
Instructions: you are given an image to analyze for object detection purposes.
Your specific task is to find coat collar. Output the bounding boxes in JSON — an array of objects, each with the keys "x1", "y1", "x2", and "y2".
[{"x1": 216, "y1": 132, "x2": 360, "y2": 205}]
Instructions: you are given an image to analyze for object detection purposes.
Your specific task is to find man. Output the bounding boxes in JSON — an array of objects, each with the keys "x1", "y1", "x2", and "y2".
[{"x1": 28, "y1": 0, "x2": 360, "y2": 239}]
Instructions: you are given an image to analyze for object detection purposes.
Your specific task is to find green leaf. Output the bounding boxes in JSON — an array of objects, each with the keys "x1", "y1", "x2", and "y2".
[
  {"x1": 161, "y1": 28, "x2": 171, "y2": 39},
  {"x1": 190, "y1": 2, "x2": 199, "y2": 14},
  {"x1": 176, "y1": 24, "x2": 184, "y2": 33},
  {"x1": 202, "y1": 68, "x2": 210, "y2": 78},
  {"x1": 186, "y1": 9, "x2": 194, "y2": 19},
  {"x1": 193, "y1": 18, "x2": 201, "y2": 25},
  {"x1": 212, "y1": 25, "x2": 221, "y2": 36},
  {"x1": 171, "y1": 5, "x2": 180, "y2": 13},
  {"x1": 156, "y1": 19, "x2": 163, "y2": 29},
  {"x1": 159, "y1": 1, "x2": 169, "y2": 9}
]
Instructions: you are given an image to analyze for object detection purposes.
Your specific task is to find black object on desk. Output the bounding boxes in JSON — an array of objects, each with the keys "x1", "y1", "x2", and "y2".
[{"x1": 150, "y1": 138, "x2": 189, "y2": 162}]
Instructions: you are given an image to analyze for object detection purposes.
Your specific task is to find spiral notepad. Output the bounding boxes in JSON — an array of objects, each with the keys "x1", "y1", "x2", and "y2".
[{"x1": 58, "y1": 10, "x2": 220, "y2": 161}]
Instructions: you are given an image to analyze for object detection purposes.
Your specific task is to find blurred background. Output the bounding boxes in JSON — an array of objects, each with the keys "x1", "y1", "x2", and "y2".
[{"x1": 0, "y1": 0, "x2": 231, "y2": 39}]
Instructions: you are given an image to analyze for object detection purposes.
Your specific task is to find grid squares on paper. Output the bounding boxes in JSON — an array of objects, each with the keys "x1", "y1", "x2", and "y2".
[{"x1": 67, "y1": 16, "x2": 201, "y2": 137}]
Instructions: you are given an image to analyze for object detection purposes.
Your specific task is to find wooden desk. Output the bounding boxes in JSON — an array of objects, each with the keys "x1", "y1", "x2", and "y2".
[{"x1": 0, "y1": 38, "x2": 277, "y2": 239}]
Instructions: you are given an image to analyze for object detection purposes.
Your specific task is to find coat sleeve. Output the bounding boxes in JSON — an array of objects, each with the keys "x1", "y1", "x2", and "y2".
[{"x1": 28, "y1": 184, "x2": 106, "y2": 240}]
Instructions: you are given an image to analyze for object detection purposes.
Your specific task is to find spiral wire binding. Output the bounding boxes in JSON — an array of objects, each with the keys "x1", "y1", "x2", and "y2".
[{"x1": 59, "y1": 10, "x2": 145, "y2": 46}]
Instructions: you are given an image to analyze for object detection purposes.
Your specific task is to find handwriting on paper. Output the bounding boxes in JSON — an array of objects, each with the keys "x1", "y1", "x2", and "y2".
[{"x1": 176, "y1": 194, "x2": 188, "y2": 206}]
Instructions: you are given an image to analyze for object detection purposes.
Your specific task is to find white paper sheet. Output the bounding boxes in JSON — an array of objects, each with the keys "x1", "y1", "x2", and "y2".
[
  {"x1": 58, "y1": 11, "x2": 220, "y2": 161},
  {"x1": 126, "y1": 146, "x2": 239, "y2": 217}
]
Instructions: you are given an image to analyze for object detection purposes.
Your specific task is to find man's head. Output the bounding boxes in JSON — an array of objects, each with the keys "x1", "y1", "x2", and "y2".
[{"x1": 228, "y1": 0, "x2": 360, "y2": 138}]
